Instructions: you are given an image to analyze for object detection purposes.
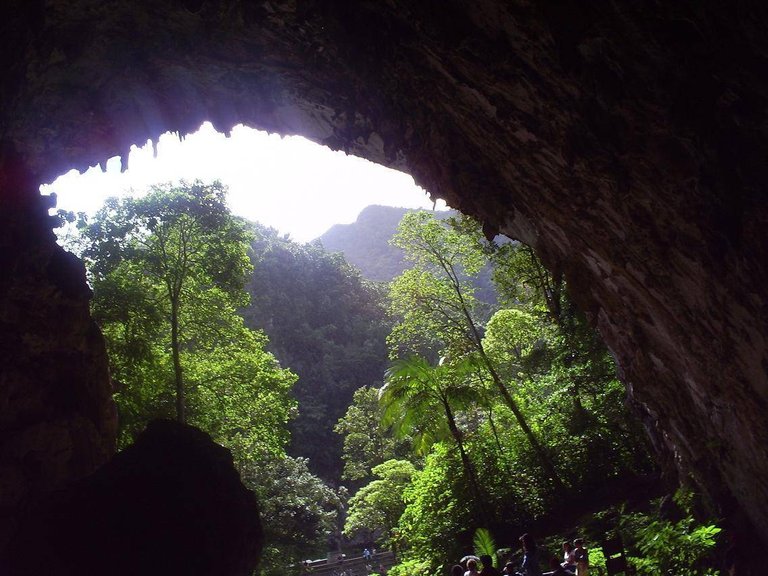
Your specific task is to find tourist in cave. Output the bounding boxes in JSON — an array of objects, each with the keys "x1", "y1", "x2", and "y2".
[
  {"x1": 572, "y1": 539, "x2": 588, "y2": 576},
  {"x1": 479, "y1": 554, "x2": 501, "y2": 576},
  {"x1": 465, "y1": 558, "x2": 481, "y2": 576},
  {"x1": 519, "y1": 533, "x2": 543, "y2": 576},
  {"x1": 561, "y1": 541, "x2": 576, "y2": 573}
]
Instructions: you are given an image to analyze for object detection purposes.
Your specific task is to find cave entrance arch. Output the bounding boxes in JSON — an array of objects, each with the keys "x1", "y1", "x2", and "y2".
[
  {"x1": 45, "y1": 121, "x2": 444, "y2": 482},
  {"x1": 2, "y1": 2, "x2": 768, "y2": 572}
]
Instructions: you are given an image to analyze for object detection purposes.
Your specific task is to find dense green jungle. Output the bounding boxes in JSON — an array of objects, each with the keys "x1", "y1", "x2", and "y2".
[{"x1": 59, "y1": 181, "x2": 725, "y2": 576}]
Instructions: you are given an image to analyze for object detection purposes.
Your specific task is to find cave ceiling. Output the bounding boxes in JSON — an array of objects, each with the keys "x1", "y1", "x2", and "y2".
[{"x1": 1, "y1": 0, "x2": 768, "y2": 564}]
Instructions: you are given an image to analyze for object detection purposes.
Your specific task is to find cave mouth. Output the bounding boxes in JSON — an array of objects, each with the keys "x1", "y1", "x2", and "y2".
[
  {"x1": 44, "y1": 121, "x2": 442, "y2": 246},
  {"x1": 41, "y1": 117, "x2": 444, "y2": 461},
  {"x1": 4, "y1": 1, "x2": 768, "y2": 573},
  {"x1": 37, "y1": 116, "x2": 670, "y2": 573}
]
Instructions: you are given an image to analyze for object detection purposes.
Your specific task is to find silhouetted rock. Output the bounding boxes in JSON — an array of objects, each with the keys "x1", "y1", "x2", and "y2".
[{"x1": 7, "y1": 420, "x2": 262, "y2": 576}]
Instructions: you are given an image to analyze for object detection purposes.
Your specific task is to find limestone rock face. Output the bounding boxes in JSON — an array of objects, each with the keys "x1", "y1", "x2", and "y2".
[
  {"x1": 1, "y1": 0, "x2": 768, "y2": 573},
  {"x1": 7, "y1": 420, "x2": 263, "y2": 576},
  {"x1": 0, "y1": 187, "x2": 116, "y2": 549}
]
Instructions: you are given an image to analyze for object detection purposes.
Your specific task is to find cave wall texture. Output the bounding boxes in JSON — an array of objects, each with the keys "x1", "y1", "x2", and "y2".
[{"x1": 1, "y1": 0, "x2": 767, "y2": 572}]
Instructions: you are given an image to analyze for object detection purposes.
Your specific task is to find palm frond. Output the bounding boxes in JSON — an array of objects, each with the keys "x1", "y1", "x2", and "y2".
[
  {"x1": 473, "y1": 528, "x2": 497, "y2": 565},
  {"x1": 380, "y1": 356, "x2": 451, "y2": 454}
]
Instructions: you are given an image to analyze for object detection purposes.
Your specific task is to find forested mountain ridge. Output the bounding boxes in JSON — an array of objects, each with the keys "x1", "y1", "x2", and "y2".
[
  {"x1": 318, "y1": 205, "x2": 500, "y2": 305},
  {"x1": 242, "y1": 223, "x2": 391, "y2": 481},
  {"x1": 318, "y1": 205, "x2": 451, "y2": 282}
]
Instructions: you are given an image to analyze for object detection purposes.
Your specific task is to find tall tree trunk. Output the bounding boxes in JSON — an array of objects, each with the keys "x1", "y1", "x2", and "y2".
[
  {"x1": 441, "y1": 254, "x2": 566, "y2": 493},
  {"x1": 171, "y1": 296, "x2": 185, "y2": 423},
  {"x1": 482, "y1": 352, "x2": 566, "y2": 493},
  {"x1": 452, "y1": 269, "x2": 566, "y2": 493},
  {"x1": 487, "y1": 408, "x2": 513, "y2": 478},
  {"x1": 443, "y1": 398, "x2": 487, "y2": 525}
]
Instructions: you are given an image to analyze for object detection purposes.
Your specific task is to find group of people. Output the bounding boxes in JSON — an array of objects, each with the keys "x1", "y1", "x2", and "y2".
[
  {"x1": 451, "y1": 554, "x2": 503, "y2": 576},
  {"x1": 558, "y1": 539, "x2": 588, "y2": 576},
  {"x1": 452, "y1": 534, "x2": 589, "y2": 576}
]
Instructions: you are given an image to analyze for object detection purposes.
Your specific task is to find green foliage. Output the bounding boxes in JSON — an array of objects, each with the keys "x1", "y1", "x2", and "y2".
[
  {"x1": 244, "y1": 225, "x2": 391, "y2": 481},
  {"x1": 577, "y1": 491, "x2": 722, "y2": 576},
  {"x1": 491, "y1": 243, "x2": 551, "y2": 312},
  {"x1": 334, "y1": 386, "x2": 412, "y2": 484},
  {"x1": 387, "y1": 558, "x2": 437, "y2": 576},
  {"x1": 80, "y1": 180, "x2": 256, "y2": 422},
  {"x1": 472, "y1": 528, "x2": 498, "y2": 566},
  {"x1": 387, "y1": 268, "x2": 472, "y2": 359},
  {"x1": 344, "y1": 459, "x2": 417, "y2": 546},
  {"x1": 83, "y1": 186, "x2": 662, "y2": 571},
  {"x1": 370, "y1": 212, "x2": 656, "y2": 562},
  {"x1": 586, "y1": 546, "x2": 606, "y2": 574},
  {"x1": 81, "y1": 181, "x2": 252, "y2": 294},
  {"x1": 397, "y1": 444, "x2": 474, "y2": 569},
  {"x1": 483, "y1": 309, "x2": 543, "y2": 368},
  {"x1": 389, "y1": 211, "x2": 567, "y2": 497},
  {"x1": 78, "y1": 182, "x2": 297, "y2": 460},
  {"x1": 486, "y1": 241, "x2": 654, "y2": 490},
  {"x1": 182, "y1": 315, "x2": 297, "y2": 460},
  {"x1": 625, "y1": 515, "x2": 721, "y2": 576},
  {"x1": 387, "y1": 212, "x2": 489, "y2": 360},
  {"x1": 392, "y1": 211, "x2": 487, "y2": 276},
  {"x1": 241, "y1": 455, "x2": 342, "y2": 575},
  {"x1": 381, "y1": 356, "x2": 480, "y2": 455}
]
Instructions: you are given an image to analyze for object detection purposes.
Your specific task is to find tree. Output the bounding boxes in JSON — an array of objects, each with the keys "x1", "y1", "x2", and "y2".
[
  {"x1": 380, "y1": 356, "x2": 485, "y2": 516},
  {"x1": 389, "y1": 212, "x2": 564, "y2": 492},
  {"x1": 396, "y1": 444, "x2": 473, "y2": 570},
  {"x1": 334, "y1": 386, "x2": 412, "y2": 484},
  {"x1": 241, "y1": 455, "x2": 342, "y2": 575},
  {"x1": 344, "y1": 459, "x2": 417, "y2": 547},
  {"x1": 81, "y1": 181, "x2": 253, "y2": 423},
  {"x1": 79, "y1": 182, "x2": 296, "y2": 463},
  {"x1": 243, "y1": 225, "x2": 391, "y2": 481},
  {"x1": 489, "y1": 242, "x2": 654, "y2": 485},
  {"x1": 179, "y1": 295, "x2": 297, "y2": 461}
]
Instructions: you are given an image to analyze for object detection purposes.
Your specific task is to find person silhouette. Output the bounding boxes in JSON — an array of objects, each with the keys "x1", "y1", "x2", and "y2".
[{"x1": 519, "y1": 533, "x2": 542, "y2": 576}]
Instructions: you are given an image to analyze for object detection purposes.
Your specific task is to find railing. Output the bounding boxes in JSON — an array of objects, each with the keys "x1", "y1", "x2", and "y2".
[{"x1": 302, "y1": 552, "x2": 397, "y2": 576}]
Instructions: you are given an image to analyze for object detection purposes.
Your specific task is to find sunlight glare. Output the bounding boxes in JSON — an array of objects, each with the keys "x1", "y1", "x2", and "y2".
[{"x1": 42, "y1": 122, "x2": 446, "y2": 243}]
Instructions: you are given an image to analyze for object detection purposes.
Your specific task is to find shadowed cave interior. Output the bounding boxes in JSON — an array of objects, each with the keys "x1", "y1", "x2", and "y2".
[{"x1": 1, "y1": 1, "x2": 767, "y2": 574}]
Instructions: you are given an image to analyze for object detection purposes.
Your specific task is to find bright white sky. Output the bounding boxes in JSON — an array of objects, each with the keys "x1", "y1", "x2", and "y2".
[{"x1": 42, "y1": 122, "x2": 446, "y2": 243}]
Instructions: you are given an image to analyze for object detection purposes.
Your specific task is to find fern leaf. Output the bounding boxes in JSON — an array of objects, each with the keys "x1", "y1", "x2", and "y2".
[{"x1": 473, "y1": 528, "x2": 497, "y2": 565}]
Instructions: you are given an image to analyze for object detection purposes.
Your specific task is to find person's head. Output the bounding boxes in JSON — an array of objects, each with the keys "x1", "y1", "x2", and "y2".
[
  {"x1": 480, "y1": 555, "x2": 493, "y2": 570},
  {"x1": 503, "y1": 562, "x2": 515, "y2": 575},
  {"x1": 562, "y1": 541, "x2": 572, "y2": 552},
  {"x1": 520, "y1": 533, "x2": 536, "y2": 552},
  {"x1": 574, "y1": 538, "x2": 585, "y2": 549},
  {"x1": 467, "y1": 559, "x2": 478, "y2": 572},
  {"x1": 452, "y1": 565, "x2": 464, "y2": 576}
]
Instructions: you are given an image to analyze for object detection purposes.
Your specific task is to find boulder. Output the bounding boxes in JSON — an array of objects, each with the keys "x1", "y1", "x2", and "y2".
[{"x1": 7, "y1": 420, "x2": 263, "y2": 576}]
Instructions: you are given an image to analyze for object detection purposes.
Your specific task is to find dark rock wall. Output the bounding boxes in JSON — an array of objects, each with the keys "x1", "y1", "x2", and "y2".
[
  {"x1": 8, "y1": 420, "x2": 262, "y2": 576},
  {"x1": 1, "y1": 0, "x2": 767, "y2": 570},
  {"x1": 0, "y1": 169, "x2": 116, "y2": 548}
]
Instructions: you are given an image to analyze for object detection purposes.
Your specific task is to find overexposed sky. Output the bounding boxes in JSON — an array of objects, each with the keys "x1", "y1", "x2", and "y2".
[{"x1": 42, "y1": 122, "x2": 446, "y2": 242}]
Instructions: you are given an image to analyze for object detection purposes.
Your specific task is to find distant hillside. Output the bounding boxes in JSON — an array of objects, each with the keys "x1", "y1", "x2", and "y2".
[
  {"x1": 317, "y1": 205, "x2": 453, "y2": 282},
  {"x1": 316, "y1": 205, "x2": 500, "y2": 305},
  {"x1": 244, "y1": 224, "x2": 391, "y2": 482}
]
